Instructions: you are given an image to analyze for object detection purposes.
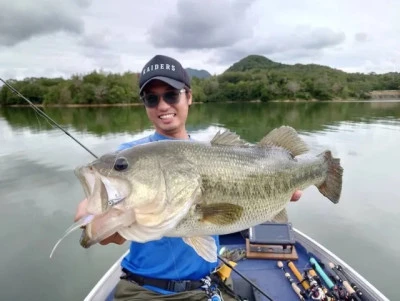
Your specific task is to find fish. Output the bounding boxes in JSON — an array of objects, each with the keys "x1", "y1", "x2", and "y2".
[{"x1": 50, "y1": 126, "x2": 343, "y2": 262}]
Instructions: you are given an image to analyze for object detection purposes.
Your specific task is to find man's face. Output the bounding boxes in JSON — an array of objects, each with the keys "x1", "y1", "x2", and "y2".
[{"x1": 142, "y1": 80, "x2": 192, "y2": 138}]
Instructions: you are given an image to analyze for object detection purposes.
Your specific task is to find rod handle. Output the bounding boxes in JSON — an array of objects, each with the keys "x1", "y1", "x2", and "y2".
[
  {"x1": 310, "y1": 257, "x2": 334, "y2": 289},
  {"x1": 342, "y1": 281, "x2": 363, "y2": 300},
  {"x1": 288, "y1": 261, "x2": 310, "y2": 290},
  {"x1": 290, "y1": 281, "x2": 305, "y2": 300},
  {"x1": 343, "y1": 281, "x2": 355, "y2": 294}
]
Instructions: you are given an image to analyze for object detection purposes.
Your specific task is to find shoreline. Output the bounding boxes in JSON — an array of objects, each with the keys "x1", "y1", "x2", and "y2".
[{"x1": 1, "y1": 98, "x2": 399, "y2": 108}]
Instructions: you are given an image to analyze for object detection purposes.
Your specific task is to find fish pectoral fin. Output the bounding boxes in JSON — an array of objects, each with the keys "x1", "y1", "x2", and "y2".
[
  {"x1": 271, "y1": 208, "x2": 289, "y2": 223},
  {"x1": 198, "y1": 203, "x2": 243, "y2": 225},
  {"x1": 258, "y1": 126, "x2": 309, "y2": 156},
  {"x1": 182, "y1": 236, "x2": 217, "y2": 263},
  {"x1": 210, "y1": 130, "x2": 249, "y2": 147}
]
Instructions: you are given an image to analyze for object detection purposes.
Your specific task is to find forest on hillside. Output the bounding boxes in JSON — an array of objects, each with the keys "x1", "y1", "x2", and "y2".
[{"x1": 1, "y1": 55, "x2": 400, "y2": 106}]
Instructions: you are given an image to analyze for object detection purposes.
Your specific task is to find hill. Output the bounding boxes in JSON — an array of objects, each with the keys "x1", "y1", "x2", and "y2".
[
  {"x1": 203, "y1": 54, "x2": 400, "y2": 102},
  {"x1": 225, "y1": 55, "x2": 288, "y2": 72},
  {"x1": 185, "y1": 68, "x2": 212, "y2": 79},
  {"x1": 1, "y1": 54, "x2": 399, "y2": 106},
  {"x1": 225, "y1": 54, "x2": 345, "y2": 75}
]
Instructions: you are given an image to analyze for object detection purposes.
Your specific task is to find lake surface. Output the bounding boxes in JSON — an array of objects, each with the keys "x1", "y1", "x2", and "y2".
[{"x1": 1, "y1": 101, "x2": 399, "y2": 301}]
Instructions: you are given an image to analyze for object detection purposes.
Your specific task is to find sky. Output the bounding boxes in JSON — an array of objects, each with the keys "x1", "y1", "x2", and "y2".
[{"x1": 0, "y1": 0, "x2": 399, "y2": 81}]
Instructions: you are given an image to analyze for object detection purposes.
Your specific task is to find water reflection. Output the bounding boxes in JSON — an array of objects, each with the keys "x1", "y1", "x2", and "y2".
[
  {"x1": 0, "y1": 101, "x2": 399, "y2": 301},
  {"x1": 2, "y1": 101, "x2": 400, "y2": 139}
]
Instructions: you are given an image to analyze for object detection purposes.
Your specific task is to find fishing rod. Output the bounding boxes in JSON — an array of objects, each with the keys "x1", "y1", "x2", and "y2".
[
  {"x1": 303, "y1": 266, "x2": 331, "y2": 300},
  {"x1": 303, "y1": 267, "x2": 338, "y2": 301},
  {"x1": 288, "y1": 260, "x2": 334, "y2": 301},
  {"x1": 277, "y1": 261, "x2": 306, "y2": 300},
  {"x1": 328, "y1": 262, "x2": 365, "y2": 301},
  {"x1": 1, "y1": 78, "x2": 275, "y2": 301},
  {"x1": 287, "y1": 260, "x2": 311, "y2": 291},
  {"x1": 309, "y1": 257, "x2": 345, "y2": 300},
  {"x1": 318, "y1": 261, "x2": 351, "y2": 300},
  {"x1": 313, "y1": 267, "x2": 347, "y2": 300},
  {"x1": 218, "y1": 255, "x2": 274, "y2": 301},
  {"x1": 0, "y1": 78, "x2": 98, "y2": 159},
  {"x1": 333, "y1": 263, "x2": 367, "y2": 301},
  {"x1": 310, "y1": 258, "x2": 335, "y2": 290}
]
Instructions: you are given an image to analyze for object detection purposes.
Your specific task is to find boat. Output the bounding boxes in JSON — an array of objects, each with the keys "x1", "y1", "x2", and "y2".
[{"x1": 84, "y1": 223, "x2": 389, "y2": 301}]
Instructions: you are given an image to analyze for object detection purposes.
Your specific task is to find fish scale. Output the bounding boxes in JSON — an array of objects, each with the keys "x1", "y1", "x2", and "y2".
[
  {"x1": 165, "y1": 144, "x2": 328, "y2": 237},
  {"x1": 68, "y1": 126, "x2": 343, "y2": 262}
]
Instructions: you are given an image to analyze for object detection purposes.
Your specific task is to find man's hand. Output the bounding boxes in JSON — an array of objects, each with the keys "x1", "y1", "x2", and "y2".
[
  {"x1": 99, "y1": 232, "x2": 126, "y2": 245},
  {"x1": 74, "y1": 198, "x2": 89, "y2": 222},
  {"x1": 74, "y1": 198, "x2": 126, "y2": 246},
  {"x1": 290, "y1": 190, "x2": 302, "y2": 202}
]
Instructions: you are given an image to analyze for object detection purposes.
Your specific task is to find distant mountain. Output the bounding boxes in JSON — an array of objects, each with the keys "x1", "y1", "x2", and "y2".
[
  {"x1": 225, "y1": 55, "x2": 287, "y2": 72},
  {"x1": 2, "y1": 53, "x2": 399, "y2": 107},
  {"x1": 185, "y1": 68, "x2": 212, "y2": 79},
  {"x1": 225, "y1": 54, "x2": 346, "y2": 75}
]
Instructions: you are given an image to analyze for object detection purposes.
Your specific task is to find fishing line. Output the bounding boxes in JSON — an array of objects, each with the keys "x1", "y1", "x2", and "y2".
[
  {"x1": 0, "y1": 78, "x2": 98, "y2": 159},
  {"x1": 32, "y1": 105, "x2": 44, "y2": 131},
  {"x1": 107, "y1": 155, "x2": 121, "y2": 177},
  {"x1": 1, "y1": 79, "x2": 275, "y2": 301},
  {"x1": 217, "y1": 255, "x2": 274, "y2": 301}
]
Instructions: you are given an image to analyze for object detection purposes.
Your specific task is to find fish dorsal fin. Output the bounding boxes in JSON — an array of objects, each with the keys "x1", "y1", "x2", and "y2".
[
  {"x1": 258, "y1": 126, "x2": 309, "y2": 156},
  {"x1": 210, "y1": 130, "x2": 248, "y2": 147}
]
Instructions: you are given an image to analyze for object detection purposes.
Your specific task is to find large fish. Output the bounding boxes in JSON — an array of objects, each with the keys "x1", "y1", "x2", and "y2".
[{"x1": 50, "y1": 126, "x2": 343, "y2": 262}]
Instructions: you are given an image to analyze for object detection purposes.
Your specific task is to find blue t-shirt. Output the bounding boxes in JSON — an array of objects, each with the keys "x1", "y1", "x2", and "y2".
[{"x1": 117, "y1": 131, "x2": 220, "y2": 294}]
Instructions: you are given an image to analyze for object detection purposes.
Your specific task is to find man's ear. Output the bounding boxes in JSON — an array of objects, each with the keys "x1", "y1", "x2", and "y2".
[{"x1": 187, "y1": 90, "x2": 193, "y2": 106}]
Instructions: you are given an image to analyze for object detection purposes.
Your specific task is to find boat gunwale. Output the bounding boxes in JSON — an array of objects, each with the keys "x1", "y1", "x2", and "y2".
[{"x1": 84, "y1": 250, "x2": 127, "y2": 301}]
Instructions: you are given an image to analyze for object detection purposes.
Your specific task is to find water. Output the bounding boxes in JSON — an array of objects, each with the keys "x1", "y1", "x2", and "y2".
[{"x1": 0, "y1": 101, "x2": 399, "y2": 301}]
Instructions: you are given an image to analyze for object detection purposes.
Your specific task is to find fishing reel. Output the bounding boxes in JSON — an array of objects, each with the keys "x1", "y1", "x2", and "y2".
[
  {"x1": 201, "y1": 276, "x2": 222, "y2": 301},
  {"x1": 303, "y1": 268, "x2": 352, "y2": 301},
  {"x1": 303, "y1": 269, "x2": 329, "y2": 300},
  {"x1": 308, "y1": 281, "x2": 326, "y2": 300}
]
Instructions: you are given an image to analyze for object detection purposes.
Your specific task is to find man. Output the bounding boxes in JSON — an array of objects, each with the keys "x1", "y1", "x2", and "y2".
[{"x1": 75, "y1": 54, "x2": 302, "y2": 300}]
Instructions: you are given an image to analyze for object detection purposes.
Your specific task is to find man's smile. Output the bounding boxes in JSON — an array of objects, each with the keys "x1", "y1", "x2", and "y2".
[{"x1": 159, "y1": 113, "x2": 176, "y2": 119}]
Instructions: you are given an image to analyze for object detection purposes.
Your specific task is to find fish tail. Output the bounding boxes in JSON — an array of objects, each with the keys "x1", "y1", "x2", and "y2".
[{"x1": 316, "y1": 151, "x2": 343, "y2": 204}]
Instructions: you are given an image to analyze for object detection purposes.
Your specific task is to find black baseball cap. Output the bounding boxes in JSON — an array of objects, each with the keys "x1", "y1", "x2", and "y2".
[{"x1": 139, "y1": 55, "x2": 191, "y2": 95}]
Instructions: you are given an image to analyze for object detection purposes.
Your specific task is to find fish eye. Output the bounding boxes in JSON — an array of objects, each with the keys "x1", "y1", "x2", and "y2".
[{"x1": 114, "y1": 157, "x2": 129, "y2": 171}]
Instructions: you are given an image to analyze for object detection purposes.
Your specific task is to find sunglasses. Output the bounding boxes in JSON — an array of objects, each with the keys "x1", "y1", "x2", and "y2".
[{"x1": 140, "y1": 89, "x2": 186, "y2": 108}]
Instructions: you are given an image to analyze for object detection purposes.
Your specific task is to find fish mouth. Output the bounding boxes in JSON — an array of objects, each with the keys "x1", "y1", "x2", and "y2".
[
  {"x1": 74, "y1": 166, "x2": 132, "y2": 249},
  {"x1": 80, "y1": 229, "x2": 93, "y2": 248},
  {"x1": 74, "y1": 166, "x2": 131, "y2": 214},
  {"x1": 79, "y1": 207, "x2": 136, "y2": 248},
  {"x1": 50, "y1": 166, "x2": 132, "y2": 257}
]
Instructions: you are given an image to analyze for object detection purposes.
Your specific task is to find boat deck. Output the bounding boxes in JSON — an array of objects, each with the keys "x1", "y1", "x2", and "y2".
[
  {"x1": 220, "y1": 232, "x2": 313, "y2": 301},
  {"x1": 87, "y1": 226, "x2": 388, "y2": 301}
]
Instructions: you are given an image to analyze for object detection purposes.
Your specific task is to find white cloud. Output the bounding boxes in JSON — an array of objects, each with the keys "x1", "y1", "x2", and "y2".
[
  {"x1": 0, "y1": 0, "x2": 399, "y2": 81},
  {"x1": 149, "y1": 0, "x2": 257, "y2": 49},
  {"x1": 0, "y1": 0, "x2": 88, "y2": 47}
]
